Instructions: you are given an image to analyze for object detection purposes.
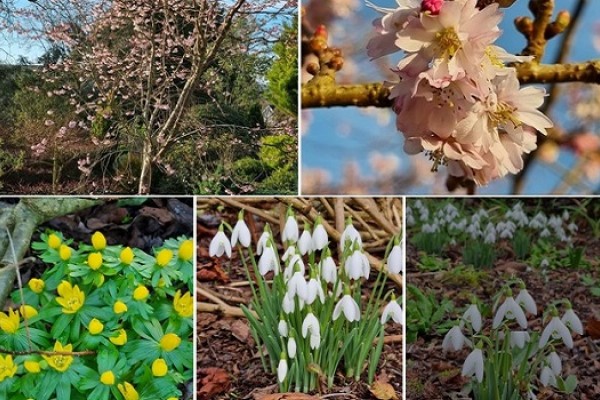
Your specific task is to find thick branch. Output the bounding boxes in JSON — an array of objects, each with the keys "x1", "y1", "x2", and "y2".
[{"x1": 302, "y1": 61, "x2": 600, "y2": 108}]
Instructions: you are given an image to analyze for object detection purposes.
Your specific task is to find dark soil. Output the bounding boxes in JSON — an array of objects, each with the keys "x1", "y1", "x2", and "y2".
[
  {"x1": 405, "y1": 200, "x2": 600, "y2": 400},
  {"x1": 197, "y1": 200, "x2": 403, "y2": 400}
]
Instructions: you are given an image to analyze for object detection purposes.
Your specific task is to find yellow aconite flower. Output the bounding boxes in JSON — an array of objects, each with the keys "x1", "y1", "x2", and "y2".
[
  {"x1": 88, "y1": 318, "x2": 104, "y2": 335},
  {"x1": 133, "y1": 285, "x2": 149, "y2": 301},
  {"x1": 0, "y1": 309, "x2": 20, "y2": 334},
  {"x1": 59, "y1": 244, "x2": 72, "y2": 261},
  {"x1": 91, "y1": 231, "x2": 107, "y2": 250},
  {"x1": 47, "y1": 233, "x2": 62, "y2": 249},
  {"x1": 178, "y1": 240, "x2": 193, "y2": 261},
  {"x1": 113, "y1": 301, "x2": 128, "y2": 314},
  {"x1": 156, "y1": 249, "x2": 173, "y2": 267},
  {"x1": 19, "y1": 305, "x2": 38, "y2": 319},
  {"x1": 120, "y1": 247, "x2": 134, "y2": 265},
  {"x1": 157, "y1": 278, "x2": 166, "y2": 288},
  {"x1": 28, "y1": 278, "x2": 45, "y2": 294},
  {"x1": 24, "y1": 360, "x2": 41, "y2": 374},
  {"x1": 42, "y1": 341, "x2": 73, "y2": 372},
  {"x1": 88, "y1": 252, "x2": 103, "y2": 270},
  {"x1": 151, "y1": 358, "x2": 168, "y2": 377},
  {"x1": 56, "y1": 281, "x2": 85, "y2": 314},
  {"x1": 109, "y1": 329, "x2": 127, "y2": 346},
  {"x1": 0, "y1": 355, "x2": 17, "y2": 381},
  {"x1": 100, "y1": 370, "x2": 115, "y2": 385},
  {"x1": 118, "y1": 382, "x2": 139, "y2": 400},
  {"x1": 159, "y1": 333, "x2": 181, "y2": 352},
  {"x1": 173, "y1": 290, "x2": 193, "y2": 318},
  {"x1": 167, "y1": 398, "x2": 179, "y2": 400}
]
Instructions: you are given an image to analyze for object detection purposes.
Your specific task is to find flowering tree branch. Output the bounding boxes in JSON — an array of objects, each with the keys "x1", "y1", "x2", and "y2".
[{"x1": 302, "y1": 61, "x2": 600, "y2": 108}]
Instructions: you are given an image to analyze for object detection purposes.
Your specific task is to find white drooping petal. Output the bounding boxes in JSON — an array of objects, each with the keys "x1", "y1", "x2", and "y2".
[
  {"x1": 312, "y1": 224, "x2": 329, "y2": 250},
  {"x1": 282, "y1": 293, "x2": 294, "y2": 314},
  {"x1": 547, "y1": 352, "x2": 562, "y2": 376},
  {"x1": 381, "y1": 299, "x2": 403, "y2": 324},
  {"x1": 302, "y1": 313, "x2": 320, "y2": 339},
  {"x1": 493, "y1": 297, "x2": 528, "y2": 329},
  {"x1": 462, "y1": 348, "x2": 484, "y2": 383},
  {"x1": 539, "y1": 316, "x2": 573, "y2": 349},
  {"x1": 540, "y1": 366, "x2": 556, "y2": 387},
  {"x1": 387, "y1": 244, "x2": 403, "y2": 274},
  {"x1": 284, "y1": 254, "x2": 305, "y2": 281},
  {"x1": 287, "y1": 337, "x2": 297, "y2": 359},
  {"x1": 287, "y1": 271, "x2": 308, "y2": 300},
  {"x1": 231, "y1": 219, "x2": 251, "y2": 248},
  {"x1": 256, "y1": 231, "x2": 270, "y2": 255},
  {"x1": 320, "y1": 256, "x2": 338, "y2": 284},
  {"x1": 442, "y1": 326, "x2": 469, "y2": 352},
  {"x1": 282, "y1": 245, "x2": 297, "y2": 262},
  {"x1": 258, "y1": 245, "x2": 279, "y2": 276},
  {"x1": 340, "y1": 224, "x2": 362, "y2": 250},
  {"x1": 298, "y1": 230, "x2": 313, "y2": 255},
  {"x1": 309, "y1": 332, "x2": 320, "y2": 349},
  {"x1": 515, "y1": 289, "x2": 537, "y2": 315},
  {"x1": 282, "y1": 216, "x2": 299, "y2": 243},
  {"x1": 462, "y1": 304, "x2": 482, "y2": 333},
  {"x1": 209, "y1": 231, "x2": 232, "y2": 258},
  {"x1": 278, "y1": 320, "x2": 288, "y2": 337},
  {"x1": 509, "y1": 331, "x2": 530, "y2": 349},
  {"x1": 305, "y1": 278, "x2": 324, "y2": 305},
  {"x1": 333, "y1": 294, "x2": 361, "y2": 322},
  {"x1": 277, "y1": 358, "x2": 288, "y2": 383},
  {"x1": 561, "y1": 309, "x2": 583, "y2": 335}
]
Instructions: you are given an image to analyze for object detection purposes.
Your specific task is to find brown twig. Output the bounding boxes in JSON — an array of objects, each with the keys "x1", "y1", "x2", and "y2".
[{"x1": 198, "y1": 302, "x2": 255, "y2": 318}]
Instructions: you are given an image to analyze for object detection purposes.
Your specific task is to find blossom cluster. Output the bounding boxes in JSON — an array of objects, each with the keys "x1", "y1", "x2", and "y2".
[
  {"x1": 209, "y1": 210, "x2": 403, "y2": 390},
  {"x1": 443, "y1": 280, "x2": 582, "y2": 398},
  {"x1": 0, "y1": 231, "x2": 194, "y2": 400},
  {"x1": 367, "y1": 0, "x2": 553, "y2": 185}
]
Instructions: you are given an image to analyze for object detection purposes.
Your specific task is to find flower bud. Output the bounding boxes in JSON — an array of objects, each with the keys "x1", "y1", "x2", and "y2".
[{"x1": 91, "y1": 232, "x2": 106, "y2": 250}]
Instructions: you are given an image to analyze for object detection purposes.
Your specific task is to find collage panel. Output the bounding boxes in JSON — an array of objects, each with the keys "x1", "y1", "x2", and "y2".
[
  {"x1": 300, "y1": 0, "x2": 600, "y2": 195},
  {"x1": 0, "y1": 197, "x2": 194, "y2": 399},
  {"x1": 197, "y1": 197, "x2": 403, "y2": 399},
  {"x1": 0, "y1": 0, "x2": 297, "y2": 195},
  {"x1": 405, "y1": 198, "x2": 599, "y2": 399}
]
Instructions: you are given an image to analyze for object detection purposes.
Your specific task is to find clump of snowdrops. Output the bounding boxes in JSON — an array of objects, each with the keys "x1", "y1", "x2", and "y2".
[
  {"x1": 209, "y1": 209, "x2": 404, "y2": 392},
  {"x1": 443, "y1": 278, "x2": 582, "y2": 399}
]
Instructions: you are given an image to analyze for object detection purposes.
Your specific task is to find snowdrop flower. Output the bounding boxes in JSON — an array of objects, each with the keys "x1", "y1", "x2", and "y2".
[
  {"x1": 287, "y1": 337, "x2": 297, "y2": 359},
  {"x1": 282, "y1": 293, "x2": 294, "y2": 314},
  {"x1": 277, "y1": 356, "x2": 288, "y2": 383},
  {"x1": 461, "y1": 304, "x2": 482, "y2": 333},
  {"x1": 298, "y1": 228, "x2": 313, "y2": 255},
  {"x1": 462, "y1": 348, "x2": 484, "y2": 383},
  {"x1": 540, "y1": 366, "x2": 557, "y2": 387},
  {"x1": 320, "y1": 256, "x2": 337, "y2": 284},
  {"x1": 387, "y1": 243, "x2": 403, "y2": 274},
  {"x1": 258, "y1": 244, "x2": 279, "y2": 276},
  {"x1": 493, "y1": 297, "x2": 528, "y2": 329},
  {"x1": 515, "y1": 289, "x2": 537, "y2": 315},
  {"x1": 209, "y1": 227, "x2": 231, "y2": 258},
  {"x1": 347, "y1": 250, "x2": 371, "y2": 280},
  {"x1": 287, "y1": 271, "x2": 308, "y2": 300},
  {"x1": 333, "y1": 294, "x2": 361, "y2": 322},
  {"x1": 442, "y1": 326, "x2": 469, "y2": 352},
  {"x1": 509, "y1": 331, "x2": 530, "y2": 349},
  {"x1": 561, "y1": 308, "x2": 583, "y2": 335},
  {"x1": 567, "y1": 222, "x2": 578, "y2": 233},
  {"x1": 340, "y1": 221, "x2": 362, "y2": 250},
  {"x1": 231, "y1": 216, "x2": 251, "y2": 248},
  {"x1": 302, "y1": 312, "x2": 321, "y2": 349},
  {"x1": 282, "y1": 215, "x2": 299, "y2": 243},
  {"x1": 305, "y1": 278, "x2": 325, "y2": 305},
  {"x1": 256, "y1": 231, "x2": 271, "y2": 255},
  {"x1": 540, "y1": 258, "x2": 549, "y2": 268},
  {"x1": 540, "y1": 228, "x2": 550, "y2": 238},
  {"x1": 547, "y1": 352, "x2": 562, "y2": 376},
  {"x1": 282, "y1": 245, "x2": 297, "y2": 262},
  {"x1": 312, "y1": 219, "x2": 328, "y2": 250},
  {"x1": 381, "y1": 298, "x2": 403, "y2": 324},
  {"x1": 539, "y1": 316, "x2": 573, "y2": 349},
  {"x1": 278, "y1": 319, "x2": 288, "y2": 337},
  {"x1": 284, "y1": 254, "x2": 305, "y2": 281}
]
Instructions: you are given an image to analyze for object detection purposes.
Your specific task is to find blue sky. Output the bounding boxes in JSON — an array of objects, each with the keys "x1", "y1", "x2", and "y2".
[{"x1": 302, "y1": 0, "x2": 600, "y2": 194}]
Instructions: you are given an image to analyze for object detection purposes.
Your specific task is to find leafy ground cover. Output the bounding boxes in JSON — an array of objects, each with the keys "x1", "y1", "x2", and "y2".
[
  {"x1": 405, "y1": 198, "x2": 600, "y2": 400},
  {"x1": 197, "y1": 198, "x2": 403, "y2": 400}
]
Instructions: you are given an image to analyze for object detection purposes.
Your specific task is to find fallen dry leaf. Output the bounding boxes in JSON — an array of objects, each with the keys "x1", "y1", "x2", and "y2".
[
  {"x1": 230, "y1": 319, "x2": 250, "y2": 342},
  {"x1": 369, "y1": 378, "x2": 399, "y2": 400},
  {"x1": 198, "y1": 367, "x2": 230, "y2": 400},
  {"x1": 586, "y1": 319, "x2": 600, "y2": 339}
]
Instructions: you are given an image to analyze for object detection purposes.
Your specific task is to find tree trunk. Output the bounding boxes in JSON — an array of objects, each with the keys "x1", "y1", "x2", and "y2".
[{"x1": 138, "y1": 137, "x2": 153, "y2": 194}]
